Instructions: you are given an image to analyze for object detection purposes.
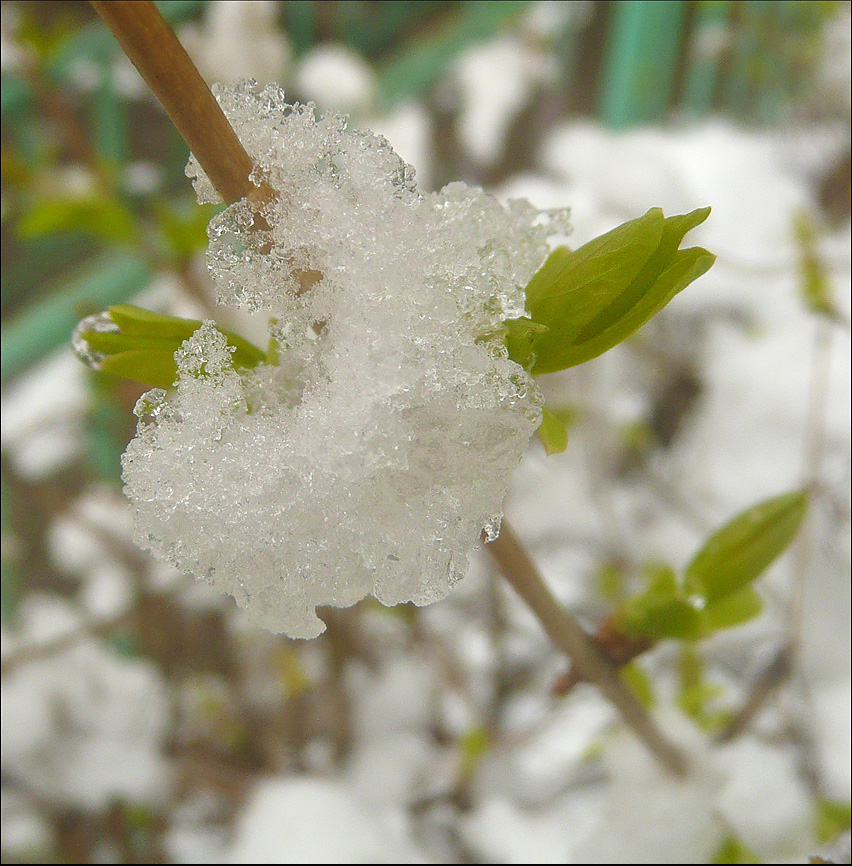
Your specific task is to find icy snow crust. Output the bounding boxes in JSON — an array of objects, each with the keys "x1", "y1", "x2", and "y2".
[{"x1": 122, "y1": 83, "x2": 553, "y2": 638}]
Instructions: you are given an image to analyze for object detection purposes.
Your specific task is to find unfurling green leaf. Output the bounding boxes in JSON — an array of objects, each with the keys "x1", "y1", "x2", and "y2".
[
  {"x1": 501, "y1": 316, "x2": 548, "y2": 370},
  {"x1": 99, "y1": 349, "x2": 185, "y2": 390},
  {"x1": 537, "y1": 407, "x2": 569, "y2": 455},
  {"x1": 107, "y1": 305, "x2": 264, "y2": 369},
  {"x1": 76, "y1": 304, "x2": 265, "y2": 389},
  {"x1": 458, "y1": 727, "x2": 493, "y2": 778},
  {"x1": 794, "y1": 210, "x2": 839, "y2": 320},
  {"x1": 641, "y1": 562, "x2": 679, "y2": 602},
  {"x1": 623, "y1": 596, "x2": 704, "y2": 641},
  {"x1": 619, "y1": 563, "x2": 704, "y2": 641},
  {"x1": 684, "y1": 491, "x2": 808, "y2": 603},
  {"x1": 676, "y1": 646, "x2": 727, "y2": 730},
  {"x1": 703, "y1": 586, "x2": 764, "y2": 631},
  {"x1": 107, "y1": 304, "x2": 202, "y2": 339},
  {"x1": 153, "y1": 201, "x2": 220, "y2": 262},
  {"x1": 712, "y1": 835, "x2": 759, "y2": 864},
  {"x1": 612, "y1": 498, "x2": 794, "y2": 647},
  {"x1": 521, "y1": 207, "x2": 714, "y2": 374},
  {"x1": 594, "y1": 561, "x2": 626, "y2": 602}
]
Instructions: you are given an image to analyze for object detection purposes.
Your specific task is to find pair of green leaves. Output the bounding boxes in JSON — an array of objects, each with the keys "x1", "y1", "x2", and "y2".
[
  {"x1": 79, "y1": 304, "x2": 265, "y2": 389},
  {"x1": 510, "y1": 207, "x2": 714, "y2": 454},
  {"x1": 78, "y1": 206, "x2": 713, "y2": 399},
  {"x1": 519, "y1": 206, "x2": 715, "y2": 374},
  {"x1": 618, "y1": 491, "x2": 807, "y2": 641}
]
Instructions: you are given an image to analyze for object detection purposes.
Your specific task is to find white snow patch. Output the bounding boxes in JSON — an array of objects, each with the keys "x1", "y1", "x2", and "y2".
[
  {"x1": 227, "y1": 777, "x2": 426, "y2": 864},
  {"x1": 453, "y1": 36, "x2": 554, "y2": 166},
  {"x1": 181, "y1": 1, "x2": 291, "y2": 86},
  {"x1": 294, "y1": 44, "x2": 376, "y2": 115},
  {"x1": 2, "y1": 599, "x2": 171, "y2": 811},
  {"x1": 571, "y1": 713, "x2": 725, "y2": 863},
  {"x1": 810, "y1": 681, "x2": 852, "y2": 801},
  {"x1": 717, "y1": 738, "x2": 813, "y2": 858},
  {"x1": 1, "y1": 349, "x2": 88, "y2": 479}
]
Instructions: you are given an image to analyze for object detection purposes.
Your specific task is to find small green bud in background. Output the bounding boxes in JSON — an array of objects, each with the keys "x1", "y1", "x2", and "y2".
[{"x1": 617, "y1": 491, "x2": 807, "y2": 644}]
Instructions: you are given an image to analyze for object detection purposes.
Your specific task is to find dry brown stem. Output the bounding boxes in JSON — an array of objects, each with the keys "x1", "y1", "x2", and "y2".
[{"x1": 488, "y1": 521, "x2": 688, "y2": 776}]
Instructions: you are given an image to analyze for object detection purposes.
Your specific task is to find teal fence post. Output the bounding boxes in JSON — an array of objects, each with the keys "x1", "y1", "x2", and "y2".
[
  {"x1": 682, "y1": 0, "x2": 732, "y2": 117},
  {"x1": 599, "y1": 0, "x2": 687, "y2": 129},
  {"x1": 287, "y1": 1, "x2": 316, "y2": 56}
]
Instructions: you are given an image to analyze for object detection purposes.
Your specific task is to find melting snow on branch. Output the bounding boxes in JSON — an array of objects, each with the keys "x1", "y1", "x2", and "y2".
[{"x1": 122, "y1": 82, "x2": 565, "y2": 638}]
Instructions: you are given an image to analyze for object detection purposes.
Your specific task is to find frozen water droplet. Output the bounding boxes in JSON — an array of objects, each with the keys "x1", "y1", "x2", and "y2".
[
  {"x1": 133, "y1": 389, "x2": 169, "y2": 419},
  {"x1": 482, "y1": 515, "x2": 502, "y2": 543},
  {"x1": 71, "y1": 312, "x2": 119, "y2": 369}
]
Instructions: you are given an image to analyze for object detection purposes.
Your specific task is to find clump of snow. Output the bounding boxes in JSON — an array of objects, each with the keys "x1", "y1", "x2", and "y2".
[{"x1": 122, "y1": 82, "x2": 560, "y2": 638}]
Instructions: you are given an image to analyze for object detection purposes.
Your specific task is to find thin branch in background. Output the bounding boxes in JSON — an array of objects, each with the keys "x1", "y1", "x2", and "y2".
[
  {"x1": 784, "y1": 318, "x2": 837, "y2": 788},
  {"x1": 716, "y1": 643, "x2": 793, "y2": 743},
  {"x1": 720, "y1": 317, "x2": 836, "y2": 747},
  {"x1": 1, "y1": 607, "x2": 136, "y2": 677},
  {"x1": 789, "y1": 319, "x2": 835, "y2": 653},
  {"x1": 317, "y1": 608, "x2": 357, "y2": 766},
  {"x1": 487, "y1": 521, "x2": 689, "y2": 777}
]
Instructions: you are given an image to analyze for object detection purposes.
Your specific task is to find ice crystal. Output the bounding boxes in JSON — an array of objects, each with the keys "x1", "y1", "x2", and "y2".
[{"x1": 122, "y1": 82, "x2": 561, "y2": 637}]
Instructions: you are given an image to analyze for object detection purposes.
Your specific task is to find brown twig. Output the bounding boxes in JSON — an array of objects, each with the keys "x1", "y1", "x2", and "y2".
[
  {"x1": 89, "y1": 0, "x2": 322, "y2": 296},
  {"x1": 487, "y1": 521, "x2": 689, "y2": 776},
  {"x1": 789, "y1": 321, "x2": 834, "y2": 652},
  {"x1": 90, "y1": 0, "x2": 273, "y2": 208},
  {"x1": 551, "y1": 615, "x2": 653, "y2": 694},
  {"x1": 317, "y1": 608, "x2": 356, "y2": 766}
]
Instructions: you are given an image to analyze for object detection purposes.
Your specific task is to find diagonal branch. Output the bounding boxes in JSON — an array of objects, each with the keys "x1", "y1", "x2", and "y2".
[
  {"x1": 89, "y1": 0, "x2": 319, "y2": 289},
  {"x1": 89, "y1": 0, "x2": 273, "y2": 208},
  {"x1": 488, "y1": 520, "x2": 688, "y2": 776}
]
